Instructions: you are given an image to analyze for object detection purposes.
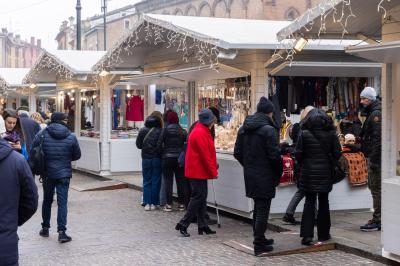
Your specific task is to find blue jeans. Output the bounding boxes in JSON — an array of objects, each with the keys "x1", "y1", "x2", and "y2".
[
  {"x1": 42, "y1": 177, "x2": 70, "y2": 232},
  {"x1": 142, "y1": 158, "x2": 162, "y2": 205}
]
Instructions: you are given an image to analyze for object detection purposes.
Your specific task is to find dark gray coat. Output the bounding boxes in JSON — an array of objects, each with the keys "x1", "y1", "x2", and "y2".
[{"x1": 0, "y1": 139, "x2": 38, "y2": 266}]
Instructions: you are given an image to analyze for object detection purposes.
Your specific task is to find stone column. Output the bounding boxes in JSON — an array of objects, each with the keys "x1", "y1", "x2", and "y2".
[{"x1": 28, "y1": 88, "x2": 37, "y2": 113}]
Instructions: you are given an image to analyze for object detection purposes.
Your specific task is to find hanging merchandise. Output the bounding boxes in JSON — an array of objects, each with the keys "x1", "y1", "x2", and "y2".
[
  {"x1": 110, "y1": 88, "x2": 144, "y2": 139},
  {"x1": 268, "y1": 76, "x2": 282, "y2": 128},
  {"x1": 198, "y1": 77, "x2": 251, "y2": 152},
  {"x1": 279, "y1": 154, "x2": 295, "y2": 186},
  {"x1": 126, "y1": 94, "x2": 144, "y2": 122}
]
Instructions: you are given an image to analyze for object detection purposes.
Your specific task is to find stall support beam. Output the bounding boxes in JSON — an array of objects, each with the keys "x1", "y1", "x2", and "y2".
[
  {"x1": 99, "y1": 76, "x2": 112, "y2": 175},
  {"x1": 74, "y1": 90, "x2": 81, "y2": 136},
  {"x1": 188, "y1": 81, "x2": 196, "y2": 126},
  {"x1": 28, "y1": 89, "x2": 37, "y2": 114}
]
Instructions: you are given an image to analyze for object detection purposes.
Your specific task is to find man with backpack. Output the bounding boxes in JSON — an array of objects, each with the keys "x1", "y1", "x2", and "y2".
[
  {"x1": 30, "y1": 112, "x2": 81, "y2": 243},
  {"x1": 234, "y1": 97, "x2": 283, "y2": 256}
]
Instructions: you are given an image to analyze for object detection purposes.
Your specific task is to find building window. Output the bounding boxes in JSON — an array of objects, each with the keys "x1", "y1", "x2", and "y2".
[
  {"x1": 285, "y1": 8, "x2": 300, "y2": 21},
  {"x1": 124, "y1": 20, "x2": 130, "y2": 30}
]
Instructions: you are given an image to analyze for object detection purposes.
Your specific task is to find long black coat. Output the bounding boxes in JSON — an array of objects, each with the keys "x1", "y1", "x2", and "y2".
[
  {"x1": 295, "y1": 128, "x2": 342, "y2": 193},
  {"x1": 234, "y1": 112, "x2": 283, "y2": 199},
  {"x1": 0, "y1": 139, "x2": 38, "y2": 266}
]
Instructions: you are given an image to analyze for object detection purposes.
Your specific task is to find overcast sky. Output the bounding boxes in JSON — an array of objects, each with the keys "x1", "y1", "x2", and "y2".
[{"x1": 0, "y1": 0, "x2": 139, "y2": 50}]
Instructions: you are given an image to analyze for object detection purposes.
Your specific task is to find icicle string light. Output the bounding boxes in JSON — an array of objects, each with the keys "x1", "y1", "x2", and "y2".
[
  {"x1": 24, "y1": 53, "x2": 74, "y2": 84},
  {"x1": 93, "y1": 19, "x2": 221, "y2": 74},
  {"x1": 274, "y1": 0, "x2": 391, "y2": 64}
]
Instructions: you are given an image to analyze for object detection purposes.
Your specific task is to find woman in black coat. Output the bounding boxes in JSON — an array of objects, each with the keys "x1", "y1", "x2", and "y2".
[{"x1": 295, "y1": 109, "x2": 342, "y2": 245}]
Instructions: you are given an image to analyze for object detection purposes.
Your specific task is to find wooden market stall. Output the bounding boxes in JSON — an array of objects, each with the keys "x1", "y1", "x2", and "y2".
[
  {"x1": 93, "y1": 14, "x2": 381, "y2": 216},
  {"x1": 277, "y1": 0, "x2": 400, "y2": 261}
]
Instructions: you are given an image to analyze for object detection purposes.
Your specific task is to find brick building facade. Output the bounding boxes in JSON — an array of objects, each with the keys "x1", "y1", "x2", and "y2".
[
  {"x1": 0, "y1": 28, "x2": 42, "y2": 68},
  {"x1": 56, "y1": 0, "x2": 318, "y2": 51}
]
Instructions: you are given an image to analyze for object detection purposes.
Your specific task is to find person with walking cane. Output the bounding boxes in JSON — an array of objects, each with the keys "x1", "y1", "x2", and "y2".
[
  {"x1": 175, "y1": 109, "x2": 218, "y2": 237},
  {"x1": 234, "y1": 97, "x2": 283, "y2": 256}
]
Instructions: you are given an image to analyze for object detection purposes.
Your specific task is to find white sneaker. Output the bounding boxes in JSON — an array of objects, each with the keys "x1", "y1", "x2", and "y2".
[
  {"x1": 144, "y1": 204, "x2": 151, "y2": 211},
  {"x1": 150, "y1": 204, "x2": 157, "y2": 210},
  {"x1": 163, "y1": 204, "x2": 172, "y2": 212}
]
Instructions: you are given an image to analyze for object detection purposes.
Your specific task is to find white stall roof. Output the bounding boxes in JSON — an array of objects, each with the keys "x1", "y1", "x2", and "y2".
[
  {"x1": 276, "y1": 0, "x2": 398, "y2": 41},
  {"x1": 121, "y1": 64, "x2": 249, "y2": 86},
  {"x1": 144, "y1": 14, "x2": 359, "y2": 50},
  {"x1": 95, "y1": 14, "x2": 361, "y2": 71},
  {"x1": 0, "y1": 68, "x2": 30, "y2": 87},
  {"x1": 270, "y1": 61, "x2": 381, "y2": 77},
  {"x1": 42, "y1": 50, "x2": 106, "y2": 74},
  {"x1": 346, "y1": 41, "x2": 400, "y2": 63}
]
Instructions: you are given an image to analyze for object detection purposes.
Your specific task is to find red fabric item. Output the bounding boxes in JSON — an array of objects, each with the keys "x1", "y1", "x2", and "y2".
[
  {"x1": 126, "y1": 96, "x2": 144, "y2": 122},
  {"x1": 280, "y1": 154, "x2": 295, "y2": 186},
  {"x1": 167, "y1": 111, "x2": 179, "y2": 124},
  {"x1": 185, "y1": 123, "x2": 218, "y2": 179}
]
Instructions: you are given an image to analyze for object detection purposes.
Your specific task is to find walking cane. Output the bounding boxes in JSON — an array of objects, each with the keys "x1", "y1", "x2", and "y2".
[{"x1": 211, "y1": 179, "x2": 221, "y2": 228}]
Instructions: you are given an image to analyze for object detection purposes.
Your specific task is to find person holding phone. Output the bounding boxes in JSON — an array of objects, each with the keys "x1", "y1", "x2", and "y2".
[{"x1": 2, "y1": 109, "x2": 24, "y2": 152}]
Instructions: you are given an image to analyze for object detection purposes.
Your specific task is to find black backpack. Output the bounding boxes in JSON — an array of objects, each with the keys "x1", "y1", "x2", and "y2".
[{"x1": 29, "y1": 129, "x2": 47, "y2": 176}]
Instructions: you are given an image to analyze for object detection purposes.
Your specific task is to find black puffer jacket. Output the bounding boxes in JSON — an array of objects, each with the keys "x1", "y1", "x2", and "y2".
[
  {"x1": 234, "y1": 112, "x2": 283, "y2": 199},
  {"x1": 136, "y1": 116, "x2": 162, "y2": 159},
  {"x1": 159, "y1": 124, "x2": 187, "y2": 159},
  {"x1": 295, "y1": 113, "x2": 342, "y2": 193},
  {"x1": 360, "y1": 100, "x2": 381, "y2": 167}
]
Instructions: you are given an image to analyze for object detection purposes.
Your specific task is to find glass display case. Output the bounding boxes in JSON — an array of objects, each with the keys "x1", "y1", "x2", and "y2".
[
  {"x1": 111, "y1": 86, "x2": 144, "y2": 139},
  {"x1": 198, "y1": 77, "x2": 251, "y2": 152},
  {"x1": 80, "y1": 89, "x2": 100, "y2": 138},
  {"x1": 58, "y1": 90, "x2": 76, "y2": 132}
]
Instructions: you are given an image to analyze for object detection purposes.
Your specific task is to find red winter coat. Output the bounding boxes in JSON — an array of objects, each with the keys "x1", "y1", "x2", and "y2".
[{"x1": 185, "y1": 123, "x2": 218, "y2": 179}]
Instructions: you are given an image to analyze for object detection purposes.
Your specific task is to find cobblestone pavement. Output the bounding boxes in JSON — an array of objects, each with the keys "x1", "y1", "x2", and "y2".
[{"x1": 18, "y1": 174, "x2": 384, "y2": 266}]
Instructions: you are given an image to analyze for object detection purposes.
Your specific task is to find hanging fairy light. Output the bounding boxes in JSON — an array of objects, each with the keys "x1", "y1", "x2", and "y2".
[
  {"x1": 94, "y1": 18, "x2": 221, "y2": 74},
  {"x1": 275, "y1": 0, "x2": 392, "y2": 64}
]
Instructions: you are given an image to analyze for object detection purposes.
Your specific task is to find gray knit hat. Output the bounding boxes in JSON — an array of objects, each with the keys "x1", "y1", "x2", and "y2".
[{"x1": 360, "y1": 87, "x2": 377, "y2": 101}]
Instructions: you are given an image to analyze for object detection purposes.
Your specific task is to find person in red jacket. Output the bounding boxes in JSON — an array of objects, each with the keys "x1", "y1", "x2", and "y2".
[{"x1": 175, "y1": 109, "x2": 218, "y2": 237}]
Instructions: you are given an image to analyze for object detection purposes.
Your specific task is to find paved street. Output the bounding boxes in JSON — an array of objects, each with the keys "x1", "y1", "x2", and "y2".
[{"x1": 18, "y1": 173, "x2": 384, "y2": 266}]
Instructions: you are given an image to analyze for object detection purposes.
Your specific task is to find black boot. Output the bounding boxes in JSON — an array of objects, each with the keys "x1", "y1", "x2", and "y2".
[
  {"x1": 175, "y1": 223, "x2": 190, "y2": 237},
  {"x1": 39, "y1": 227, "x2": 49, "y2": 237},
  {"x1": 198, "y1": 226, "x2": 216, "y2": 235},
  {"x1": 254, "y1": 245, "x2": 274, "y2": 256},
  {"x1": 58, "y1": 231, "x2": 72, "y2": 243},
  {"x1": 282, "y1": 214, "x2": 301, "y2": 225},
  {"x1": 301, "y1": 237, "x2": 313, "y2": 246}
]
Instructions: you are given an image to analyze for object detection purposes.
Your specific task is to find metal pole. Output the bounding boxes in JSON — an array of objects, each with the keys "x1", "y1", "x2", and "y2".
[
  {"x1": 76, "y1": 0, "x2": 82, "y2": 50},
  {"x1": 102, "y1": 0, "x2": 107, "y2": 50}
]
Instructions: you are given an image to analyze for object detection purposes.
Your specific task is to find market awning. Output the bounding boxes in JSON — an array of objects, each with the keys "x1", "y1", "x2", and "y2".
[
  {"x1": 25, "y1": 49, "x2": 106, "y2": 84},
  {"x1": 346, "y1": 41, "x2": 400, "y2": 63},
  {"x1": 120, "y1": 64, "x2": 249, "y2": 86},
  {"x1": 269, "y1": 61, "x2": 381, "y2": 77},
  {"x1": 0, "y1": 68, "x2": 30, "y2": 88},
  {"x1": 276, "y1": 0, "x2": 398, "y2": 41}
]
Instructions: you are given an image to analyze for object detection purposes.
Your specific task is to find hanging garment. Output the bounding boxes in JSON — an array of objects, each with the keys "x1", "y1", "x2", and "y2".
[
  {"x1": 279, "y1": 154, "x2": 295, "y2": 186},
  {"x1": 126, "y1": 95, "x2": 144, "y2": 122},
  {"x1": 315, "y1": 79, "x2": 324, "y2": 108},
  {"x1": 287, "y1": 77, "x2": 295, "y2": 116},
  {"x1": 64, "y1": 94, "x2": 71, "y2": 111},
  {"x1": 326, "y1": 78, "x2": 336, "y2": 110},
  {"x1": 156, "y1": 90, "x2": 162, "y2": 104},
  {"x1": 269, "y1": 76, "x2": 282, "y2": 128}
]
